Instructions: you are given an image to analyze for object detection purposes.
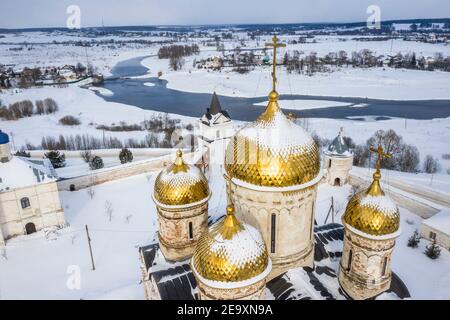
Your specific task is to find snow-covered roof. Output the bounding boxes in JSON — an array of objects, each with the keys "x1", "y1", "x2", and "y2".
[
  {"x1": 422, "y1": 209, "x2": 450, "y2": 235},
  {"x1": 200, "y1": 92, "x2": 231, "y2": 126},
  {"x1": 140, "y1": 223, "x2": 410, "y2": 300},
  {"x1": 0, "y1": 130, "x2": 9, "y2": 144},
  {"x1": 324, "y1": 130, "x2": 352, "y2": 157},
  {"x1": 0, "y1": 156, "x2": 57, "y2": 191}
]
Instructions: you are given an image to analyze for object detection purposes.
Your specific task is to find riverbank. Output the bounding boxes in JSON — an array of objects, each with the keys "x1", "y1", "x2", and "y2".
[{"x1": 100, "y1": 55, "x2": 450, "y2": 121}]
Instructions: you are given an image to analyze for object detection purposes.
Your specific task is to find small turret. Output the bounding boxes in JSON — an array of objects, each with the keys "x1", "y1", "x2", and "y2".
[{"x1": 0, "y1": 130, "x2": 12, "y2": 163}]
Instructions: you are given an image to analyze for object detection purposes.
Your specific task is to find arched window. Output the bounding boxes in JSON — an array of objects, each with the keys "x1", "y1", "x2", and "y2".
[
  {"x1": 271, "y1": 214, "x2": 276, "y2": 254},
  {"x1": 216, "y1": 130, "x2": 220, "y2": 138},
  {"x1": 382, "y1": 257, "x2": 388, "y2": 276},
  {"x1": 328, "y1": 159, "x2": 332, "y2": 168},
  {"x1": 347, "y1": 250, "x2": 353, "y2": 271},
  {"x1": 20, "y1": 197, "x2": 31, "y2": 209},
  {"x1": 188, "y1": 222, "x2": 193, "y2": 240}
]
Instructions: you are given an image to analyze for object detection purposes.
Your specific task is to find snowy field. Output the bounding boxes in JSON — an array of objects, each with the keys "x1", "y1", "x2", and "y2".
[{"x1": 0, "y1": 85, "x2": 195, "y2": 148}]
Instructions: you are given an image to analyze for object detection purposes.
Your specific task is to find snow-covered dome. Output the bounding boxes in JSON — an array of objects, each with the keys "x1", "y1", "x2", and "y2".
[
  {"x1": 325, "y1": 129, "x2": 352, "y2": 157},
  {"x1": 343, "y1": 170, "x2": 400, "y2": 237},
  {"x1": 0, "y1": 130, "x2": 9, "y2": 144},
  {"x1": 191, "y1": 206, "x2": 271, "y2": 288},
  {"x1": 153, "y1": 150, "x2": 210, "y2": 206},
  {"x1": 225, "y1": 91, "x2": 320, "y2": 188}
]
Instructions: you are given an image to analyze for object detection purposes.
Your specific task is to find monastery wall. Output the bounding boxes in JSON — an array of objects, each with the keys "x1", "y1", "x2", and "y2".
[
  {"x1": 349, "y1": 174, "x2": 439, "y2": 218},
  {"x1": 57, "y1": 149, "x2": 208, "y2": 191}
]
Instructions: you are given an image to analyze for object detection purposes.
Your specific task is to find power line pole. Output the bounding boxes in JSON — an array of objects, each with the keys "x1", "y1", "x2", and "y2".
[
  {"x1": 324, "y1": 196, "x2": 335, "y2": 225},
  {"x1": 331, "y1": 196, "x2": 335, "y2": 223},
  {"x1": 85, "y1": 225, "x2": 95, "y2": 271}
]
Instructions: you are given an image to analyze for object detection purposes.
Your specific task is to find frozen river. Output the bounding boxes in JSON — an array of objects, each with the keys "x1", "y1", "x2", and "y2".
[{"x1": 98, "y1": 56, "x2": 450, "y2": 121}]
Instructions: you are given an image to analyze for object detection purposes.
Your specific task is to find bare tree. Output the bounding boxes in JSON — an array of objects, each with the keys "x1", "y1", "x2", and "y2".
[
  {"x1": 105, "y1": 201, "x2": 113, "y2": 222},
  {"x1": 125, "y1": 214, "x2": 133, "y2": 224},
  {"x1": 0, "y1": 248, "x2": 7, "y2": 261},
  {"x1": 80, "y1": 150, "x2": 92, "y2": 163},
  {"x1": 423, "y1": 155, "x2": 440, "y2": 174},
  {"x1": 87, "y1": 186, "x2": 95, "y2": 199}
]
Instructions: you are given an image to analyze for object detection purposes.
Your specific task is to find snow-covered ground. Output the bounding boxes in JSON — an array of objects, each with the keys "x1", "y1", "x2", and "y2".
[
  {"x1": 0, "y1": 85, "x2": 196, "y2": 148},
  {"x1": 157, "y1": 64, "x2": 450, "y2": 100},
  {"x1": 352, "y1": 166, "x2": 450, "y2": 196}
]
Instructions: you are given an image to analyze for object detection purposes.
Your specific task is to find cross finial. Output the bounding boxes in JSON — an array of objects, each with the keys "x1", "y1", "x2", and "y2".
[
  {"x1": 369, "y1": 145, "x2": 392, "y2": 180},
  {"x1": 265, "y1": 35, "x2": 286, "y2": 93},
  {"x1": 175, "y1": 149, "x2": 184, "y2": 166}
]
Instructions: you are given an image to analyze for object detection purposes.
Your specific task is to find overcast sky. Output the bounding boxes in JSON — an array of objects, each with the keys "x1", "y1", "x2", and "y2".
[{"x1": 1, "y1": 0, "x2": 449, "y2": 29}]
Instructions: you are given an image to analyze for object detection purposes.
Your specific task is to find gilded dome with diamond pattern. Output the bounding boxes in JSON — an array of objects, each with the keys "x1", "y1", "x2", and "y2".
[
  {"x1": 343, "y1": 172, "x2": 400, "y2": 236},
  {"x1": 153, "y1": 150, "x2": 210, "y2": 206},
  {"x1": 225, "y1": 91, "x2": 320, "y2": 188},
  {"x1": 191, "y1": 206, "x2": 271, "y2": 286}
]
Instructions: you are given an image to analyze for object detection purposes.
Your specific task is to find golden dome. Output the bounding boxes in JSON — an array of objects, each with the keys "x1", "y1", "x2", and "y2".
[
  {"x1": 191, "y1": 206, "x2": 271, "y2": 286},
  {"x1": 343, "y1": 171, "x2": 400, "y2": 236},
  {"x1": 225, "y1": 91, "x2": 320, "y2": 188},
  {"x1": 153, "y1": 150, "x2": 210, "y2": 206}
]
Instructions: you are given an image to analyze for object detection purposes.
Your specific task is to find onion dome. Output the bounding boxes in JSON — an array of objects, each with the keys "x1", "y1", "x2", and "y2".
[
  {"x1": 325, "y1": 128, "x2": 352, "y2": 157},
  {"x1": 343, "y1": 169, "x2": 400, "y2": 237},
  {"x1": 153, "y1": 150, "x2": 210, "y2": 206},
  {"x1": 0, "y1": 130, "x2": 9, "y2": 144},
  {"x1": 191, "y1": 206, "x2": 271, "y2": 288},
  {"x1": 225, "y1": 91, "x2": 320, "y2": 188}
]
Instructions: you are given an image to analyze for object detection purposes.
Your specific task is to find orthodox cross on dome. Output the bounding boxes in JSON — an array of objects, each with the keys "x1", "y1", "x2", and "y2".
[
  {"x1": 369, "y1": 145, "x2": 392, "y2": 179},
  {"x1": 265, "y1": 35, "x2": 286, "y2": 92}
]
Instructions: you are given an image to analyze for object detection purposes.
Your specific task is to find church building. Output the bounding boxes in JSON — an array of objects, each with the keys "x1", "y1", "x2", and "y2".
[
  {"x1": 0, "y1": 130, "x2": 65, "y2": 246},
  {"x1": 197, "y1": 92, "x2": 233, "y2": 175},
  {"x1": 323, "y1": 128, "x2": 353, "y2": 187},
  {"x1": 138, "y1": 36, "x2": 410, "y2": 301}
]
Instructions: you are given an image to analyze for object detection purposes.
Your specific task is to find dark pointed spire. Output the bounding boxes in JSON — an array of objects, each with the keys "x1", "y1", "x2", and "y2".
[{"x1": 209, "y1": 92, "x2": 222, "y2": 115}]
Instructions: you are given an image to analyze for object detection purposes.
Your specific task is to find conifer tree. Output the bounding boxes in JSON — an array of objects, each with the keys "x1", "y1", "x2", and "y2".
[
  {"x1": 89, "y1": 155, "x2": 104, "y2": 170},
  {"x1": 407, "y1": 229, "x2": 420, "y2": 248},
  {"x1": 424, "y1": 239, "x2": 441, "y2": 259},
  {"x1": 44, "y1": 150, "x2": 66, "y2": 168},
  {"x1": 119, "y1": 148, "x2": 133, "y2": 164}
]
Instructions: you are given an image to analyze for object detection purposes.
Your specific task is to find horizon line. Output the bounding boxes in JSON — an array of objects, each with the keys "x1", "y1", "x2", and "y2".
[{"x1": 1, "y1": 17, "x2": 450, "y2": 31}]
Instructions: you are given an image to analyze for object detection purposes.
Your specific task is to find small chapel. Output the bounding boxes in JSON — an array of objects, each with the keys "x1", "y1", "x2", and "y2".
[
  {"x1": 138, "y1": 36, "x2": 410, "y2": 300},
  {"x1": 0, "y1": 131, "x2": 65, "y2": 246}
]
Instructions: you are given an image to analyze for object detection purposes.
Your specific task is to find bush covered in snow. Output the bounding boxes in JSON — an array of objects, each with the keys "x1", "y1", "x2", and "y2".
[
  {"x1": 44, "y1": 150, "x2": 66, "y2": 168},
  {"x1": 424, "y1": 239, "x2": 441, "y2": 259},
  {"x1": 89, "y1": 155, "x2": 104, "y2": 170},
  {"x1": 14, "y1": 149, "x2": 31, "y2": 157},
  {"x1": 423, "y1": 155, "x2": 441, "y2": 174},
  {"x1": 0, "y1": 98, "x2": 58, "y2": 120},
  {"x1": 119, "y1": 148, "x2": 133, "y2": 164},
  {"x1": 407, "y1": 229, "x2": 420, "y2": 248},
  {"x1": 80, "y1": 150, "x2": 92, "y2": 163},
  {"x1": 59, "y1": 115, "x2": 81, "y2": 126}
]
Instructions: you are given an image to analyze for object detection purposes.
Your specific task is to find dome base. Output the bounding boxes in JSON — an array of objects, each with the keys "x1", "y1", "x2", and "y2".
[
  {"x1": 158, "y1": 233, "x2": 197, "y2": 262},
  {"x1": 268, "y1": 243, "x2": 314, "y2": 280},
  {"x1": 196, "y1": 277, "x2": 267, "y2": 300}
]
